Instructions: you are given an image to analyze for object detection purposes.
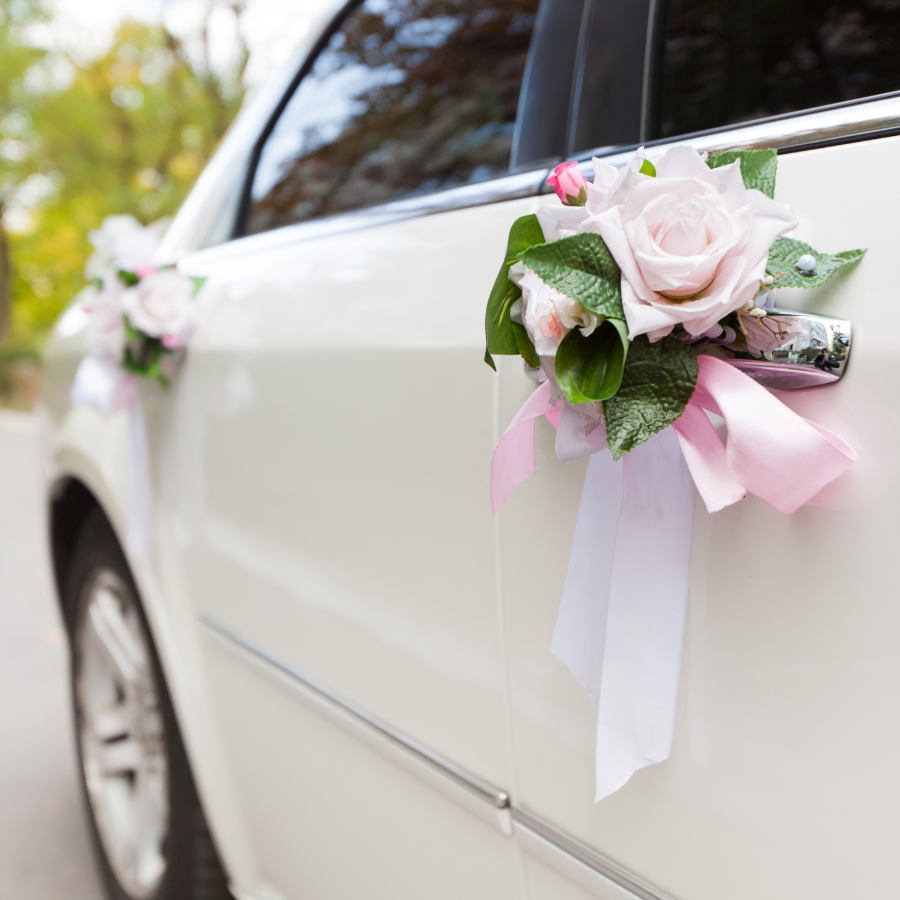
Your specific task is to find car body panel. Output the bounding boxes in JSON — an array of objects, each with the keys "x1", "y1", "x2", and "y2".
[
  {"x1": 499, "y1": 137, "x2": 899, "y2": 900},
  {"x1": 148, "y1": 194, "x2": 545, "y2": 898},
  {"x1": 39, "y1": 1, "x2": 900, "y2": 895}
]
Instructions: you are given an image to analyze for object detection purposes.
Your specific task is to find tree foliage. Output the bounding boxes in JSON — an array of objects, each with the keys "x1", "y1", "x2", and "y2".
[{"x1": 0, "y1": 0, "x2": 249, "y2": 398}]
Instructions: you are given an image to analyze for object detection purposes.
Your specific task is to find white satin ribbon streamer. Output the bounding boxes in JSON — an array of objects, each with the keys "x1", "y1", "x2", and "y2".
[
  {"x1": 126, "y1": 400, "x2": 151, "y2": 558},
  {"x1": 71, "y1": 354, "x2": 151, "y2": 557},
  {"x1": 495, "y1": 362, "x2": 854, "y2": 802},
  {"x1": 551, "y1": 426, "x2": 694, "y2": 800}
]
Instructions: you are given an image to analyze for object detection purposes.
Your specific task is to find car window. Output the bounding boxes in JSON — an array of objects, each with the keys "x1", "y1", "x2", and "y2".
[
  {"x1": 244, "y1": 0, "x2": 539, "y2": 236},
  {"x1": 654, "y1": 0, "x2": 900, "y2": 140}
]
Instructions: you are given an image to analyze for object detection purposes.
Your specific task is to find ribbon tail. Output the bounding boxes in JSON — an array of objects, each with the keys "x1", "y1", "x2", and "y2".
[
  {"x1": 491, "y1": 381, "x2": 559, "y2": 515},
  {"x1": 594, "y1": 426, "x2": 694, "y2": 800},
  {"x1": 70, "y1": 353, "x2": 132, "y2": 415},
  {"x1": 126, "y1": 396, "x2": 152, "y2": 559},
  {"x1": 550, "y1": 450, "x2": 624, "y2": 707}
]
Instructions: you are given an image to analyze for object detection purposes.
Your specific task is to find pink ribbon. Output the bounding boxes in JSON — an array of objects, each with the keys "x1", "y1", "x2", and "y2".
[
  {"x1": 491, "y1": 355, "x2": 856, "y2": 516},
  {"x1": 673, "y1": 355, "x2": 856, "y2": 514},
  {"x1": 490, "y1": 380, "x2": 561, "y2": 515}
]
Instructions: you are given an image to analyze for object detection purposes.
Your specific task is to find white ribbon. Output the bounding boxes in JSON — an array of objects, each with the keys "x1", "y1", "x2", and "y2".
[
  {"x1": 71, "y1": 354, "x2": 151, "y2": 558},
  {"x1": 551, "y1": 426, "x2": 694, "y2": 800}
]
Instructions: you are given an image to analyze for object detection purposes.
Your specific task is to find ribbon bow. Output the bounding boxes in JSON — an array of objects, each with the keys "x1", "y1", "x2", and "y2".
[{"x1": 491, "y1": 355, "x2": 856, "y2": 800}]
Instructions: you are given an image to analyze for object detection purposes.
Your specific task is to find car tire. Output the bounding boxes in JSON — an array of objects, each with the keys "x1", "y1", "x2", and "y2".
[{"x1": 65, "y1": 507, "x2": 231, "y2": 900}]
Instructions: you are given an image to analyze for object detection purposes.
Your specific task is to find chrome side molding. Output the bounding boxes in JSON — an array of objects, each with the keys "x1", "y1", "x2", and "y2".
[
  {"x1": 199, "y1": 616, "x2": 510, "y2": 810},
  {"x1": 578, "y1": 93, "x2": 900, "y2": 171},
  {"x1": 183, "y1": 167, "x2": 549, "y2": 268},
  {"x1": 513, "y1": 807, "x2": 677, "y2": 900},
  {"x1": 202, "y1": 617, "x2": 684, "y2": 900}
]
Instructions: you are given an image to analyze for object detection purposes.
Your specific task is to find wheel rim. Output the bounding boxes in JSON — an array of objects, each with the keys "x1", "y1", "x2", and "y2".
[{"x1": 75, "y1": 568, "x2": 169, "y2": 899}]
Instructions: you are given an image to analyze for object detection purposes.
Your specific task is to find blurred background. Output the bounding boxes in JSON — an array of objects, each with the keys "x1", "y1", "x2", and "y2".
[
  {"x1": 0, "y1": 0, "x2": 332, "y2": 408},
  {"x1": 0, "y1": 1, "x2": 328, "y2": 896}
]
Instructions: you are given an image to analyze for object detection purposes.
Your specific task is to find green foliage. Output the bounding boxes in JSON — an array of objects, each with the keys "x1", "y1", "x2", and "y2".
[
  {"x1": 554, "y1": 319, "x2": 628, "y2": 405},
  {"x1": 564, "y1": 184, "x2": 587, "y2": 207},
  {"x1": 520, "y1": 232, "x2": 624, "y2": 320},
  {"x1": 639, "y1": 159, "x2": 656, "y2": 177},
  {"x1": 512, "y1": 321, "x2": 539, "y2": 369},
  {"x1": 707, "y1": 148, "x2": 778, "y2": 198},
  {"x1": 766, "y1": 236, "x2": 866, "y2": 289},
  {"x1": 122, "y1": 332, "x2": 166, "y2": 385},
  {"x1": 484, "y1": 213, "x2": 545, "y2": 369},
  {"x1": 0, "y1": 1, "x2": 248, "y2": 403},
  {"x1": 602, "y1": 334, "x2": 698, "y2": 460}
]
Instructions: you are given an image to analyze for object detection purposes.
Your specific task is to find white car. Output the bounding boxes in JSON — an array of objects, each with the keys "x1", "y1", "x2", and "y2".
[{"x1": 40, "y1": 0, "x2": 900, "y2": 898}]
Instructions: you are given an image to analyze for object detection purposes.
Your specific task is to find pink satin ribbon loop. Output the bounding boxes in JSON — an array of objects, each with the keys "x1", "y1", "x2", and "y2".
[
  {"x1": 492, "y1": 354, "x2": 856, "y2": 517},
  {"x1": 676, "y1": 355, "x2": 857, "y2": 514},
  {"x1": 672, "y1": 400, "x2": 746, "y2": 512},
  {"x1": 490, "y1": 380, "x2": 561, "y2": 515}
]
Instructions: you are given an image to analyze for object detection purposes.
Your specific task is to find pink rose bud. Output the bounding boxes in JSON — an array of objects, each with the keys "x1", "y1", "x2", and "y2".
[{"x1": 547, "y1": 161, "x2": 587, "y2": 207}]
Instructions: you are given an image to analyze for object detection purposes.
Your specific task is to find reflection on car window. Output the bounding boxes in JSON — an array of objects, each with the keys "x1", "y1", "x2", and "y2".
[
  {"x1": 656, "y1": 0, "x2": 900, "y2": 139},
  {"x1": 246, "y1": 0, "x2": 538, "y2": 235}
]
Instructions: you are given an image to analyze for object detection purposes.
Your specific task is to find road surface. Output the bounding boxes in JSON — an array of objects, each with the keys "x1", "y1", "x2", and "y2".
[{"x1": 0, "y1": 410, "x2": 104, "y2": 899}]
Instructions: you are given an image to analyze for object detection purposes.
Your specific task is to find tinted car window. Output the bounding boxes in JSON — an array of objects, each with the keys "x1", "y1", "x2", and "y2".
[
  {"x1": 655, "y1": 0, "x2": 900, "y2": 140},
  {"x1": 245, "y1": 0, "x2": 538, "y2": 235}
]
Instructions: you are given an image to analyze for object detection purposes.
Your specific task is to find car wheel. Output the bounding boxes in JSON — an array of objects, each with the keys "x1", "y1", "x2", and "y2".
[{"x1": 66, "y1": 508, "x2": 231, "y2": 900}]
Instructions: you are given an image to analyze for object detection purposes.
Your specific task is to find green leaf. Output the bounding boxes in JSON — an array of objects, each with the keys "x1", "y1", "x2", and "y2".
[
  {"x1": 555, "y1": 319, "x2": 628, "y2": 404},
  {"x1": 190, "y1": 275, "x2": 206, "y2": 295},
  {"x1": 122, "y1": 333, "x2": 169, "y2": 385},
  {"x1": 707, "y1": 148, "x2": 777, "y2": 198},
  {"x1": 766, "y1": 236, "x2": 867, "y2": 289},
  {"x1": 564, "y1": 184, "x2": 588, "y2": 207},
  {"x1": 639, "y1": 159, "x2": 656, "y2": 177},
  {"x1": 117, "y1": 269, "x2": 140, "y2": 286},
  {"x1": 521, "y1": 232, "x2": 624, "y2": 319},
  {"x1": 484, "y1": 214, "x2": 546, "y2": 370},
  {"x1": 123, "y1": 317, "x2": 141, "y2": 341},
  {"x1": 602, "y1": 335, "x2": 698, "y2": 459},
  {"x1": 512, "y1": 322, "x2": 539, "y2": 369}
]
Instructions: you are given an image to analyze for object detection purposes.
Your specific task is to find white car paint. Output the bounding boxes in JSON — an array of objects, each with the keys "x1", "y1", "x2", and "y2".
[{"x1": 39, "y1": 19, "x2": 900, "y2": 900}]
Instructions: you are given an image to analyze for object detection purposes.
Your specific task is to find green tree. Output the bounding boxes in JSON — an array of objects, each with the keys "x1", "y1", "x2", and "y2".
[
  {"x1": 0, "y1": 0, "x2": 249, "y2": 403},
  {"x1": 0, "y1": 0, "x2": 46, "y2": 345}
]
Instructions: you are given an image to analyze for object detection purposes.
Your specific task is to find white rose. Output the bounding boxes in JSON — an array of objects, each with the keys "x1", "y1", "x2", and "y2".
[
  {"x1": 509, "y1": 262, "x2": 599, "y2": 357},
  {"x1": 85, "y1": 215, "x2": 141, "y2": 281},
  {"x1": 113, "y1": 225, "x2": 164, "y2": 277},
  {"x1": 84, "y1": 276, "x2": 126, "y2": 360},
  {"x1": 85, "y1": 215, "x2": 168, "y2": 281},
  {"x1": 589, "y1": 146, "x2": 798, "y2": 341},
  {"x1": 121, "y1": 269, "x2": 194, "y2": 347}
]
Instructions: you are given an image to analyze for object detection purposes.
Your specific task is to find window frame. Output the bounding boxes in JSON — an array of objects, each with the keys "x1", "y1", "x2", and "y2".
[{"x1": 561, "y1": 0, "x2": 900, "y2": 182}]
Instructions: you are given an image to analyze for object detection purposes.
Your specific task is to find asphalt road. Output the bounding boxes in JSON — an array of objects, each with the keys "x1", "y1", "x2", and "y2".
[{"x1": 0, "y1": 411, "x2": 104, "y2": 899}]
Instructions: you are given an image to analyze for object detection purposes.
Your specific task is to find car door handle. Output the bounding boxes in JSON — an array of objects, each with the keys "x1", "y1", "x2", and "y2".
[
  {"x1": 722, "y1": 308, "x2": 851, "y2": 390},
  {"x1": 524, "y1": 309, "x2": 851, "y2": 391}
]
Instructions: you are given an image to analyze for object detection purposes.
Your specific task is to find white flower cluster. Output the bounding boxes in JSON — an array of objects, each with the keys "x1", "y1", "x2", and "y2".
[
  {"x1": 523, "y1": 146, "x2": 799, "y2": 358},
  {"x1": 83, "y1": 215, "x2": 195, "y2": 362}
]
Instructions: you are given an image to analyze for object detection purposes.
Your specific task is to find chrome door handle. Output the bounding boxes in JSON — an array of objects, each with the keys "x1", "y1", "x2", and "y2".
[
  {"x1": 719, "y1": 309, "x2": 851, "y2": 390},
  {"x1": 522, "y1": 309, "x2": 851, "y2": 391}
]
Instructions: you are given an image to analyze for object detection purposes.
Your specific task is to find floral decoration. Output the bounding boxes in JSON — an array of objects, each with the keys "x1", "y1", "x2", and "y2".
[
  {"x1": 485, "y1": 146, "x2": 866, "y2": 459},
  {"x1": 82, "y1": 215, "x2": 202, "y2": 385}
]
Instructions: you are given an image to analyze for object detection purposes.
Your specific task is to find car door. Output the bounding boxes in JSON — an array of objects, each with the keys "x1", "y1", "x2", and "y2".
[
  {"x1": 151, "y1": 1, "x2": 580, "y2": 898},
  {"x1": 499, "y1": 2, "x2": 900, "y2": 899}
]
